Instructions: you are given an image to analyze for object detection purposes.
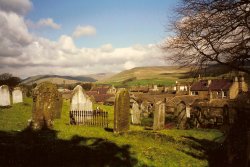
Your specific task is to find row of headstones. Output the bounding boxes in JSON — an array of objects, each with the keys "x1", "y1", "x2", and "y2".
[
  {"x1": 131, "y1": 100, "x2": 166, "y2": 130},
  {"x1": 0, "y1": 85, "x2": 23, "y2": 106},
  {"x1": 31, "y1": 83, "x2": 94, "y2": 130},
  {"x1": 114, "y1": 89, "x2": 166, "y2": 132},
  {"x1": 29, "y1": 81, "x2": 162, "y2": 133}
]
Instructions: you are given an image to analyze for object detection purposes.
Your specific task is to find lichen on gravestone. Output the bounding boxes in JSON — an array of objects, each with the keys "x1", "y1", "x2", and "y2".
[
  {"x1": 31, "y1": 82, "x2": 62, "y2": 130},
  {"x1": 114, "y1": 88, "x2": 130, "y2": 133}
]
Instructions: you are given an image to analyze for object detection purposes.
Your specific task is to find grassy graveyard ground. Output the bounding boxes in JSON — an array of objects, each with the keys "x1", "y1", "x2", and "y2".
[{"x1": 0, "y1": 98, "x2": 225, "y2": 167}]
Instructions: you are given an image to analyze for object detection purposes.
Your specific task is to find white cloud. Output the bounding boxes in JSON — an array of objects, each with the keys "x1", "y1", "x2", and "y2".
[
  {"x1": 124, "y1": 61, "x2": 136, "y2": 70},
  {"x1": 72, "y1": 25, "x2": 96, "y2": 38},
  {"x1": 100, "y1": 43, "x2": 114, "y2": 52},
  {"x1": 27, "y1": 18, "x2": 61, "y2": 29},
  {"x1": 0, "y1": 0, "x2": 166, "y2": 78},
  {"x1": 37, "y1": 18, "x2": 61, "y2": 29},
  {"x1": 0, "y1": 0, "x2": 32, "y2": 15}
]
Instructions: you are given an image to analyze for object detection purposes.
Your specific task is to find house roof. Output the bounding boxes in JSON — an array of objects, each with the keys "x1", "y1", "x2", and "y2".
[
  {"x1": 92, "y1": 94, "x2": 114, "y2": 103},
  {"x1": 191, "y1": 79, "x2": 233, "y2": 91},
  {"x1": 130, "y1": 86, "x2": 149, "y2": 93},
  {"x1": 91, "y1": 87, "x2": 109, "y2": 94}
]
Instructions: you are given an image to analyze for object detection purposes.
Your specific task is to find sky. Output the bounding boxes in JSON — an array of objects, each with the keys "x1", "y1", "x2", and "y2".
[{"x1": 0, "y1": 0, "x2": 178, "y2": 78}]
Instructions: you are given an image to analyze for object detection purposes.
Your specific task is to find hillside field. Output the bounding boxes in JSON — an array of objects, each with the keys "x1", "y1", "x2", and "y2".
[{"x1": 0, "y1": 98, "x2": 225, "y2": 166}]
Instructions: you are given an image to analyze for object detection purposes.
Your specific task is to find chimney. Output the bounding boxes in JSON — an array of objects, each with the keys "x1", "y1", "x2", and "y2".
[
  {"x1": 234, "y1": 76, "x2": 238, "y2": 82},
  {"x1": 207, "y1": 80, "x2": 212, "y2": 87},
  {"x1": 198, "y1": 74, "x2": 201, "y2": 81},
  {"x1": 176, "y1": 82, "x2": 180, "y2": 93},
  {"x1": 209, "y1": 89, "x2": 212, "y2": 101},
  {"x1": 239, "y1": 76, "x2": 244, "y2": 92},
  {"x1": 187, "y1": 84, "x2": 191, "y2": 95}
]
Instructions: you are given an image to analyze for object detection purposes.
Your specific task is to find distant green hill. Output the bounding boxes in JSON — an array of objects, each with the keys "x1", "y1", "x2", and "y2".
[
  {"x1": 101, "y1": 65, "x2": 245, "y2": 86},
  {"x1": 22, "y1": 75, "x2": 97, "y2": 85},
  {"x1": 101, "y1": 66, "x2": 191, "y2": 86}
]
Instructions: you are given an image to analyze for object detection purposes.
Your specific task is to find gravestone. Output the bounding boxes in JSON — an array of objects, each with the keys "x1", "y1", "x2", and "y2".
[
  {"x1": 12, "y1": 87, "x2": 23, "y2": 104},
  {"x1": 70, "y1": 85, "x2": 93, "y2": 111},
  {"x1": 114, "y1": 88, "x2": 130, "y2": 133},
  {"x1": 153, "y1": 101, "x2": 166, "y2": 130},
  {"x1": 131, "y1": 101, "x2": 142, "y2": 124},
  {"x1": 141, "y1": 101, "x2": 150, "y2": 118},
  {"x1": 0, "y1": 85, "x2": 11, "y2": 106},
  {"x1": 31, "y1": 82, "x2": 62, "y2": 130},
  {"x1": 85, "y1": 97, "x2": 93, "y2": 111}
]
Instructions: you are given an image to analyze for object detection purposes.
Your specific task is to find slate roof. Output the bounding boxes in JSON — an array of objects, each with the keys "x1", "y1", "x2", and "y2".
[
  {"x1": 191, "y1": 79, "x2": 233, "y2": 91},
  {"x1": 130, "y1": 86, "x2": 149, "y2": 93},
  {"x1": 86, "y1": 92, "x2": 113, "y2": 103},
  {"x1": 94, "y1": 94, "x2": 114, "y2": 103},
  {"x1": 91, "y1": 87, "x2": 109, "y2": 94}
]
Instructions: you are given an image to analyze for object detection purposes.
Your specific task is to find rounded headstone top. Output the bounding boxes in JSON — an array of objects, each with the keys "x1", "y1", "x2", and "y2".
[
  {"x1": 33, "y1": 82, "x2": 58, "y2": 95},
  {"x1": 72, "y1": 85, "x2": 85, "y2": 94},
  {"x1": 0, "y1": 85, "x2": 9, "y2": 89},
  {"x1": 13, "y1": 87, "x2": 21, "y2": 90}
]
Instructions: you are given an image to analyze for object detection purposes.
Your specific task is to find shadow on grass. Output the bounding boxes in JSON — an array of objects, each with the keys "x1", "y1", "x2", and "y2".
[
  {"x1": 179, "y1": 136, "x2": 227, "y2": 167},
  {"x1": 0, "y1": 128, "x2": 139, "y2": 167}
]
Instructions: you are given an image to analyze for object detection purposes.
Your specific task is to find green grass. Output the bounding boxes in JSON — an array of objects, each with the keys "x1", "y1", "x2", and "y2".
[
  {"x1": 125, "y1": 79, "x2": 175, "y2": 86},
  {"x1": 0, "y1": 98, "x2": 224, "y2": 166},
  {"x1": 104, "y1": 79, "x2": 175, "y2": 87}
]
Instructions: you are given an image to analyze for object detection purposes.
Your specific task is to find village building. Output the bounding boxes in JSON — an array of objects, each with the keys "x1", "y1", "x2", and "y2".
[
  {"x1": 86, "y1": 85, "x2": 115, "y2": 104},
  {"x1": 129, "y1": 86, "x2": 149, "y2": 93},
  {"x1": 190, "y1": 76, "x2": 248, "y2": 99},
  {"x1": 58, "y1": 88, "x2": 72, "y2": 100}
]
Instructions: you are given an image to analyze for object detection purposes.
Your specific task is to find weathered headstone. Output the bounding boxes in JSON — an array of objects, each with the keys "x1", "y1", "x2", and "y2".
[
  {"x1": 12, "y1": 87, "x2": 23, "y2": 104},
  {"x1": 0, "y1": 85, "x2": 11, "y2": 106},
  {"x1": 31, "y1": 82, "x2": 62, "y2": 130},
  {"x1": 70, "y1": 85, "x2": 93, "y2": 111},
  {"x1": 141, "y1": 101, "x2": 150, "y2": 118},
  {"x1": 153, "y1": 101, "x2": 166, "y2": 130},
  {"x1": 85, "y1": 97, "x2": 93, "y2": 111},
  {"x1": 175, "y1": 102, "x2": 187, "y2": 129},
  {"x1": 131, "y1": 101, "x2": 142, "y2": 124},
  {"x1": 114, "y1": 88, "x2": 130, "y2": 133}
]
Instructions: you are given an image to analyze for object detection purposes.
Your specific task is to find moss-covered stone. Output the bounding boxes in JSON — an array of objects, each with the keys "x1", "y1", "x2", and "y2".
[
  {"x1": 114, "y1": 88, "x2": 130, "y2": 133},
  {"x1": 31, "y1": 82, "x2": 62, "y2": 130}
]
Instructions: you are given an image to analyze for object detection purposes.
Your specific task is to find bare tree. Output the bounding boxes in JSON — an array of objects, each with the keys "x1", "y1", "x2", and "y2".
[{"x1": 162, "y1": 0, "x2": 250, "y2": 74}]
